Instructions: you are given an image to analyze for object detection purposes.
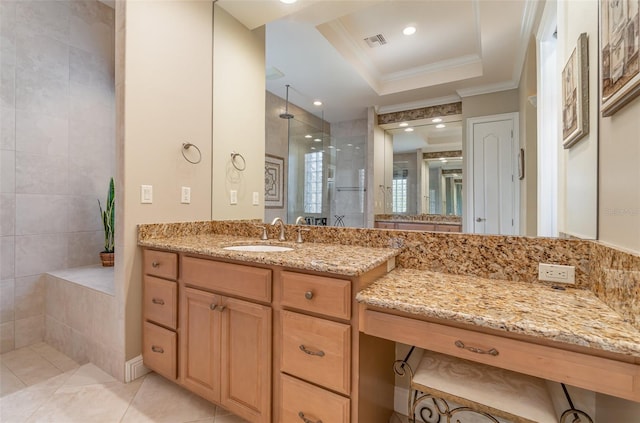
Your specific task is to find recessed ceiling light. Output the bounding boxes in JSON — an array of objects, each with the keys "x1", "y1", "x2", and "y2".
[
  {"x1": 399, "y1": 122, "x2": 409, "y2": 127},
  {"x1": 311, "y1": 147, "x2": 316, "y2": 150},
  {"x1": 280, "y1": 0, "x2": 297, "y2": 4},
  {"x1": 314, "y1": 138, "x2": 322, "y2": 142},
  {"x1": 328, "y1": 145, "x2": 335, "y2": 149},
  {"x1": 403, "y1": 26, "x2": 416, "y2": 36},
  {"x1": 355, "y1": 146, "x2": 360, "y2": 149},
  {"x1": 305, "y1": 134, "x2": 312, "y2": 139},
  {"x1": 442, "y1": 159, "x2": 448, "y2": 163},
  {"x1": 436, "y1": 124, "x2": 446, "y2": 129},
  {"x1": 313, "y1": 100, "x2": 323, "y2": 106},
  {"x1": 336, "y1": 149, "x2": 341, "y2": 152},
  {"x1": 404, "y1": 127, "x2": 414, "y2": 132},
  {"x1": 347, "y1": 143, "x2": 353, "y2": 146},
  {"x1": 432, "y1": 118, "x2": 443, "y2": 123}
]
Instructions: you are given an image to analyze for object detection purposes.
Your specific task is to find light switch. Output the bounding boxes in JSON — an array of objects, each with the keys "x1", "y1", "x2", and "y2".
[
  {"x1": 252, "y1": 192, "x2": 259, "y2": 205},
  {"x1": 181, "y1": 186, "x2": 191, "y2": 204},
  {"x1": 141, "y1": 185, "x2": 153, "y2": 204},
  {"x1": 230, "y1": 190, "x2": 238, "y2": 205}
]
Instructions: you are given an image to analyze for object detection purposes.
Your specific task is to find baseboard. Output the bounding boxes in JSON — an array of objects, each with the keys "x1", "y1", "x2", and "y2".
[{"x1": 125, "y1": 355, "x2": 150, "y2": 382}]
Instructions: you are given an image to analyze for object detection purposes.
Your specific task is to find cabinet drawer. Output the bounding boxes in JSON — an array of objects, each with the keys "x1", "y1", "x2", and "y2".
[
  {"x1": 143, "y1": 250, "x2": 178, "y2": 280},
  {"x1": 143, "y1": 321, "x2": 177, "y2": 380},
  {"x1": 281, "y1": 311, "x2": 351, "y2": 395},
  {"x1": 281, "y1": 271, "x2": 351, "y2": 320},
  {"x1": 436, "y1": 224, "x2": 461, "y2": 232},
  {"x1": 280, "y1": 374, "x2": 350, "y2": 423},
  {"x1": 182, "y1": 256, "x2": 271, "y2": 302},
  {"x1": 143, "y1": 276, "x2": 177, "y2": 329}
]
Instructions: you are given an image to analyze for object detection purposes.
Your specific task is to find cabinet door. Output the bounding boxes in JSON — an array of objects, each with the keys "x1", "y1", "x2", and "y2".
[
  {"x1": 220, "y1": 297, "x2": 272, "y2": 423},
  {"x1": 180, "y1": 287, "x2": 221, "y2": 403}
]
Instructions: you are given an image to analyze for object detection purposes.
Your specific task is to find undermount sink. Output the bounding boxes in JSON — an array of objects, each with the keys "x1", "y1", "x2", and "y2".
[{"x1": 223, "y1": 244, "x2": 294, "y2": 253}]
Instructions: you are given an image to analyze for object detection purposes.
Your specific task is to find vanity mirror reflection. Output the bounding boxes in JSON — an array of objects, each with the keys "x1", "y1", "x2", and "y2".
[{"x1": 261, "y1": 0, "x2": 598, "y2": 239}]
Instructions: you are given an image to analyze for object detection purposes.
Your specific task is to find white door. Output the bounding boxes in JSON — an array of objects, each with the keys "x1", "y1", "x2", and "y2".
[{"x1": 469, "y1": 115, "x2": 519, "y2": 235}]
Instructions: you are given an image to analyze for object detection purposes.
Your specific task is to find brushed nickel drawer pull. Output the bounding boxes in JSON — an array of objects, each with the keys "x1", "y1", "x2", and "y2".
[
  {"x1": 151, "y1": 261, "x2": 160, "y2": 268},
  {"x1": 304, "y1": 291, "x2": 314, "y2": 300},
  {"x1": 455, "y1": 340, "x2": 499, "y2": 356},
  {"x1": 151, "y1": 298, "x2": 165, "y2": 305},
  {"x1": 299, "y1": 344, "x2": 325, "y2": 357},
  {"x1": 298, "y1": 411, "x2": 322, "y2": 423},
  {"x1": 210, "y1": 304, "x2": 217, "y2": 310},
  {"x1": 151, "y1": 345, "x2": 164, "y2": 353}
]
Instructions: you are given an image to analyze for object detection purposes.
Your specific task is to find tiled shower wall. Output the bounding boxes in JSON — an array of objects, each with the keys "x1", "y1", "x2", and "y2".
[{"x1": 0, "y1": 0, "x2": 115, "y2": 353}]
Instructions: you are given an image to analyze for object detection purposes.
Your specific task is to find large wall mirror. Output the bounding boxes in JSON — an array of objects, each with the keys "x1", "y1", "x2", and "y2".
[{"x1": 260, "y1": 0, "x2": 597, "y2": 239}]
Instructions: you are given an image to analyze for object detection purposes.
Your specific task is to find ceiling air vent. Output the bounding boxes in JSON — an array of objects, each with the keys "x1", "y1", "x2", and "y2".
[{"x1": 364, "y1": 34, "x2": 387, "y2": 48}]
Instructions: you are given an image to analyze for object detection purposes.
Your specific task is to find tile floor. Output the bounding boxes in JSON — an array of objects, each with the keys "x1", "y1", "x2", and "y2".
[{"x1": 0, "y1": 343, "x2": 248, "y2": 423}]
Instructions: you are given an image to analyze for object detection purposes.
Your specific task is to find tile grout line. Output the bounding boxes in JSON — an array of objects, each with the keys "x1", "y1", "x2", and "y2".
[{"x1": 116, "y1": 372, "x2": 147, "y2": 423}]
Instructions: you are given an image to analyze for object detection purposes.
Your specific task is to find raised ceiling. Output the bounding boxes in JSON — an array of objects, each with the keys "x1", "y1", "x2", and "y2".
[{"x1": 218, "y1": 0, "x2": 542, "y2": 123}]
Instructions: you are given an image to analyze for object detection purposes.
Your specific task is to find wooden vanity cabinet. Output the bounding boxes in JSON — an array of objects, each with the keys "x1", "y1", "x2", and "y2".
[
  {"x1": 180, "y1": 257, "x2": 272, "y2": 423},
  {"x1": 375, "y1": 220, "x2": 462, "y2": 232},
  {"x1": 275, "y1": 268, "x2": 394, "y2": 423},
  {"x1": 142, "y1": 250, "x2": 179, "y2": 381}
]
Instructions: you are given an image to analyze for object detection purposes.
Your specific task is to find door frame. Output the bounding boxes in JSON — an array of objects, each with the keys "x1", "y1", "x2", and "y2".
[{"x1": 464, "y1": 112, "x2": 520, "y2": 235}]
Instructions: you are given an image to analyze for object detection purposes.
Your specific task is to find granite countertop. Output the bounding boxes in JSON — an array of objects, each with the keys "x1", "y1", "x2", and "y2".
[
  {"x1": 139, "y1": 234, "x2": 399, "y2": 276},
  {"x1": 356, "y1": 268, "x2": 640, "y2": 359}
]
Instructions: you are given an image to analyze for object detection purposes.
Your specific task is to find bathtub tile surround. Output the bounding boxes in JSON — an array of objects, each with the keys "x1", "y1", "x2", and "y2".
[
  {"x1": 0, "y1": 0, "x2": 115, "y2": 353},
  {"x1": 44, "y1": 266, "x2": 121, "y2": 380},
  {"x1": 139, "y1": 220, "x2": 639, "y2": 332}
]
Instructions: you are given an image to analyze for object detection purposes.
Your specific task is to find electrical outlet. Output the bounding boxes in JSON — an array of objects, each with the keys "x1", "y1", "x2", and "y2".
[
  {"x1": 538, "y1": 263, "x2": 575, "y2": 284},
  {"x1": 181, "y1": 186, "x2": 191, "y2": 204},
  {"x1": 230, "y1": 190, "x2": 238, "y2": 205},
  {"x1": 252, "y1": 192, "x2": 259, "y2": 205},
  {"x1": 141, "y1": 185, "x2": 153, "y2": 204}
]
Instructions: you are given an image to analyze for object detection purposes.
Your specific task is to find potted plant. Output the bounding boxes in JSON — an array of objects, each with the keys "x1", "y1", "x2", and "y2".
[{"x1": 98, "y1": 177, "x2": 115, "y2": 266}]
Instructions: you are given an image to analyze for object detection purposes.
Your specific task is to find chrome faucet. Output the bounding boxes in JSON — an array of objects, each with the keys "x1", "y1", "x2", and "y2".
[
  {"x1": 294, "y1": 216, "x2": 310, "y2": 243},
  {"x1": 271, "y1": 217, "x2": 286, "y2": 241}
]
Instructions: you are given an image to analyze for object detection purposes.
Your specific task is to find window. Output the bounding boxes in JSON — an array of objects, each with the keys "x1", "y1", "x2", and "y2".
[
  {"x1": 304, "y1": 151, "x2": 323, "y2": 213},
  {"x1": 392, "y1": 168, "x2": 408, "y2": 213}
]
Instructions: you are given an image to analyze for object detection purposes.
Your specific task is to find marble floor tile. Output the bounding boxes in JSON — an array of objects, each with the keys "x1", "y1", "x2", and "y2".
[
  {"x1": 0, "y1": 343, "x2": 254, "y2": 423},
  {"x1": 0, "y1": 345, "x2": 62, "y2": 386},
  {"x1": 0, "y1": 362, "x2": 26, "y2": 397},
  {"x1": 25, "y1": 377, "x2": 143, "y2": 423},
  {"x1": 28, "y1": 342, "x2": 79, "y2": 372},
  {"x1": 120, "y1": 372, "x2": 217, "y2": 423}
]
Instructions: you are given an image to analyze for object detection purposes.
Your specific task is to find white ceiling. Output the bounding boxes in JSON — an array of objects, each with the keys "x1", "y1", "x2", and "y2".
[{"x1": 217, "y1": 0, "x2": 542, "y2": 123}]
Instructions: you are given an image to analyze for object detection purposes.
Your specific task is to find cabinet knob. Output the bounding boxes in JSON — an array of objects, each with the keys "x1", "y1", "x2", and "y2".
[
  {"x1": 151, "y1": 261, "x2": 160, "y2": 268},
  {"x1": 304, "y1": 291, "x2": 314, "y2": 300},
  {"x1": 210, "y1": 304, "x2": 217, "y2": 310},
  {"x1": 298, "y1": 411, "x2": 322, "y2": 423},
  {"x1": 217, "y1": 305, "x2": 226, "y2": 312}
]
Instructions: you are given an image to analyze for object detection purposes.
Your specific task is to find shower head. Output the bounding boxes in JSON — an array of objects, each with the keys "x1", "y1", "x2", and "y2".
[{"x1": 280, "y1": 84, "x2": 294, "y2": 120}]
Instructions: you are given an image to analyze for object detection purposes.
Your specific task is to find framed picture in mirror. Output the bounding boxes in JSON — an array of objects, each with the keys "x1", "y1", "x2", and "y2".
[
  {"x1": 600, "y1": 0, "x2": 640, "y2": 117},
  {"x1": 562, "y1": 32, "x2": 589, "y2": 149},
  {"x1": 265, "y1": 154, "x2": 284, "y2": 209}
]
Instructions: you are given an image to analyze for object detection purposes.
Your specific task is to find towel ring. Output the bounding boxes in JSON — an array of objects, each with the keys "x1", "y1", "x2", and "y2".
[
  {"x1": 182, "y1": 142, "x2": 202, "y2": 164},
  {"x1": 230, "y1": 152, "x2": 246, "y2": 171}
]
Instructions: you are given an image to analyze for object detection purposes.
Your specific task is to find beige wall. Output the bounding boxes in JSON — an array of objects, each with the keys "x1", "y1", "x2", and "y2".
[
  {"x1": 519, "y1": 36, "x2": 538, "y2": 237},
  {"x1": 557, "y1": 1, "x2": 599, "y2": 240},
  {"x1": 118, "y1": 0, "x2": 214, "y2": 361},
  {"x1": 599, "y1": 96, "x2": 640, "y2": 252},
  {"x1": 211, "y1": 5, "x2": 265, "y2": 221}
]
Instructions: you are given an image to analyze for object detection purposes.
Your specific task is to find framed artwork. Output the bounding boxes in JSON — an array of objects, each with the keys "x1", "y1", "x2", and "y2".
[
  {"x1": 265, "y1": 154, "x2": 284, "y2": 209},
  {"x1": 562, "y1": 33, "x2": 589, "y2": 149},
  {"x1": 600, "y1": 0, "x2": 640, "y2": 116}
]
